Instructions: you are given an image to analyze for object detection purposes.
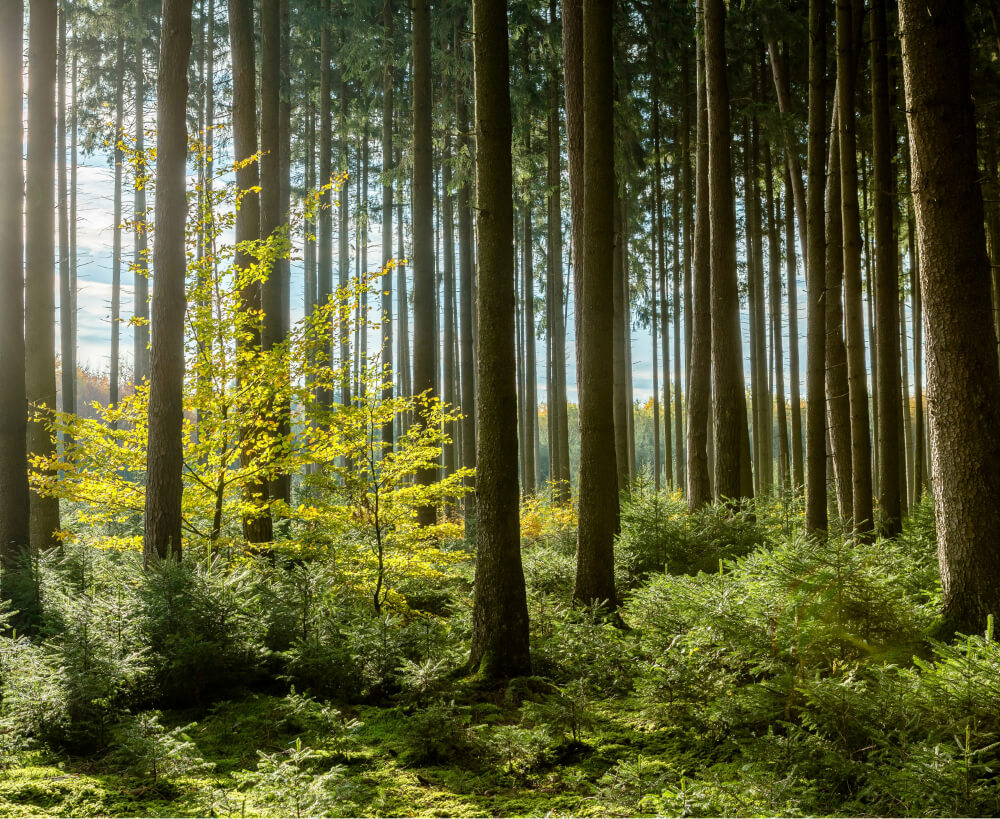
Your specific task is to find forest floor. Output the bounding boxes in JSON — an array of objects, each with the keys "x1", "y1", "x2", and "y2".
[
  {"x1": 0, "y1": 689, "x2": 683, "y2": 817},
  {"x1": 0, "y1": 494, "x2": 997, "y2": 817}
]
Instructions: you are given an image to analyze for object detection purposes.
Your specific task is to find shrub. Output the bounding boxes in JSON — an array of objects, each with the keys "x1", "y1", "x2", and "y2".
[{"x1": 110, "y1": 711, "x2": 213, "y2": 782}]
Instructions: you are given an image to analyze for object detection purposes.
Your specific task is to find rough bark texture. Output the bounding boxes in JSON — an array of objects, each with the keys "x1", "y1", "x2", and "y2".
[
  {"x1": 144, "y1": 0, "x2": 193, "y2": 565},
  {"x1": 824, "y1": 105, "x2": 853, "y2": 523},
  {"x1": 0, "y1": 0, "x2": 33, "y2": 613},
  {"x1": 458, "y1": 37, "x2": 477, "y2": 514},
  {"x1": 686, "y1": 0, "x2": 712, "y2": 510},
  {"x1": 562, "y1": 0, "x2": 584, "y2": 369},
  {"x1": 26, "y1": 0, "x2": 62, "y2": 552},
  {"x1": 228, "y1": 0, "x2": 272, "y2": 544},
  {"x1": 468, "y1": 0, "x2": 532, "y2": 680},
  {"x1": 805, "y1": 0, "x2": 827, "y2": 533},
  {"x1": 316, "y1": 0, "x2": 333, "y2": 411},
  {"x1": 899, "y1": 0, "x2": 1000, "y2": 634},
  {"x1": 705, "y1": 0, "x2": 752, "y2": 501},
  {"x1": 871, "y1": 0, "x2": 902, "y2": 535},
  {"x1": 381, "y1": 0, "x2": 395, "y2": 448},
  {"x1": 412, "y1": 0, "x2": 436, "y2": 526},
  {"x1": 837, "y1": 0, "x2": 873, "y2": 535},
  {"x1": 573, "y1": 0, "x2": 618, "y2": 608},
  {"x1": 133, "y1": 12, "x2": 150, "y2": 385},
  {"x1": 784, "y1": 163, "x2": 804, "y2": 489}
]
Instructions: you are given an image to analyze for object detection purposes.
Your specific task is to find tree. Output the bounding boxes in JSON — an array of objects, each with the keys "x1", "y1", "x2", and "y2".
[
  {"x1": 573, "y1": 0, "x2": 618, "y2": 609},
  {"x1": 228, "y1": 0, "x2": 273, "y2": 544},
  {"x1": 133, "y1": 4, "x2": 150, "y2": 385},
  {"x1": 837, "y1": 0, "x2": 873, "y2": 535},
  {"x1": 26, "y1": 0, "x2": 62, "y2": 552},
  {"x1": 411, "y1": 0, "x2": 435, "y2": 527},
  {"x1": 805, "y1": 0, "x2": 827, "y2": 533},
  {"x1": 899, "y1": 0, "x2": 1000, "y2": 634},
  {"x1": 704, "y1": 0, "x2": 751, "y2": 500},
  {"x1": 144, "y1": 0, "x2": 194, "y2": 563},
  {"x1": 468, "y1": 0, "x2": 531, "y2": 680},
  {"x1": 0, "y1": 0, "x2": 32, "y2": 611},
  {"x1": 381, "y1": 0, "x2": 394, "y2": 449},
  {"x1": 871, "y1": 0, "x2": 901, "y2": 535},
  {"x1": 685, "y1": 0, "x2": 712, "y2": 509}
]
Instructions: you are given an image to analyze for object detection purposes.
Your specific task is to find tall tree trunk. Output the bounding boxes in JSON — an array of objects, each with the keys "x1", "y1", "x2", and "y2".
[
  {"x1": 58, "y1": 2, "x2": 73, "y2": 425},
  {"x1": 412, "y1": 0, "x2": 435, "y2": 525},
  {"x1": 443, "y1": 130, "x2": 457, "y2": 479},
  {"x1": 316, "y1": 0, "x2": 333, "y2": 410},
  {"x1": 546, "y1": 4, "x2": 570, "y2": 500},
  {"x1": 110, "y1": 35, "x2": 124, "y2": 415},
  {"x1": 0, "y1": 0, "x2": 33, "y2": 612},
  {"x1": 651, "y1": 180, "x2": 661, "y2": 492},
  {"x1": 562, "y1": 0, "x2": 584, "y2": 367},
  {"x1": 144, "y1": 0, "x2": 193, "y2": 564},
  {"x1": 871, "y1": 0, "x2": 901, "y2": 534},
  {"x1": 458, "y1": 26, "x2": 477, "y2": 513},
  {"x1": 134, "y1": 11, "x2": 150, "y2": 385},
  {"x1": 899, "y1": 0, "x2": 1000, "y2": 634},
  {"x1": 746, "y1": 119, "x2": 765, "y2": 495},
  {"x1": 228, "y1": 0, "x2": 272, "y2": 544},
  {"x1": 825, "y1": 103, "x2": 853, "y2": 522},
  {"x1": 837, "y1": 0, "x2": 873, "y2": 535},
  {"x1": 805, "y1": 0, "x2": 828, "y2": 533},
  {"x1": 612, "y1": 195, "x2": 628, "y2": 494},
  {"x1": 26, "y1": 0, "x2": 62, "y2": 553},
  {"x1": 900, "y1": 286, "x2": 913, "y2": 509},
  {"x1": 686, "y1": 0, "x2": 712, "y2": 509},
  {"x1": 705, "y1": 0, "x2": 752, "y2": 500},
  {"x1": 381, "y1": 0, "x2": 395, "y2": 448},
  {"x1": 574, "y1": 0, "x2": 618, "y2": 608},
  {"x1": 911, "y1": 212, "x2": 925, "y2": 504},
  {"x1": 70, "y1": 47, "x2": 78, "y2": 416},
  {"x1": 339, "y1": 76, "x2": 351, "y2": 408},
  {"x1": 656, "y1": 105, "x2": 672, "y2": 489},
  {"x1": 766, "y1": 143, "x2": 789, "y2": 488},
  {"x1": 767, "y1": 39, "x2": 808, "y2": 257},
  {"x1": 468, "y1": 0, "x2": 531, "y2": 679},
  {"x1": 672, "y1": 156, "x2": 684, "y2": 491},
  {"x1": 784, "y1": 162, "x2": 804, "y2": 489}
]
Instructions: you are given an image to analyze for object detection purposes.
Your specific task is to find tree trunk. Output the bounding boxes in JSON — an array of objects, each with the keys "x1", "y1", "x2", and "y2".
[
  {"x1": 871, "y1": 0, "x2": 901, "y2": 534},
  {"x1": 546, "y1": 3, "x2": 570, "y2": 501},
  {"x1": 443, "y1": 129, "x2": 457, "y2": 479},
  {"x1": 134, "y1": 12, "x2": 150, "y2": 385},
  {"x1": 705, "y1": 0, "x2": 752, "y2": 500},
  {"x1": 837, "y1": 0, "x2": 873, "y2": 535},
  {"x1": 686, "y1": 0, "x2": 712, "y2": 509},
  {"x1": 110, "y1": 35, "x2": 124, "y2": 416},
  {"x1": 26, "y1": 0, "x2": 62, "y2": 552},
  {"x1": 412, "y1": 0, "x2": 435, "y2": 525},
  {"x1": 911, "y1": 213, "x2": 925, "y2": 505},
  {"x1": 766, "y1": 143, "x2": 789, "y2": 488},
  {"x1": 522, "y1": 203, "x2": 537, "y2": 494},
  {"x1": 899, "y1": 0, "x2": 1000, "y2": 634},
  {"x1": 573, "y1": 0, "x2": 618, "y2": 608},
  {"x1": 672, "y1": 155, "x2": 684, "y2": 491},
  {"x1": 784, "y1": 162, "x2": 804, "y2": 489},
  {"x1": 144, "y1": 0, "x2": 193, "y2": 564},
  {"x1": 228, "y1": 0, "x2": 272, "y2": 544},
  {"x1": 0, "y1": 0, "x2": 33, "y2": 612},
  {"x1": 562, "y1": 0, "x2": 584, "y2": 369},
  {"x1": 381, "y1": 0, "x2": 395, "y2": 448},
  {"x1": 316, "y1": 0, "x2": 333, "y2": 410},
  {"x1": 58, "y1": 3, "x2": 73, "y2": 424},
  {"x1": 468, "y1": 0, "x2": 531, "y2": 679},
  {"x1": 805, "y1": 0, "x2": 828, "y2": 533},
  {"x1": 458, "y1": 25, "x2": 477, "y2": 513},
  {"x1": 612, "y1": 195, "x2": 628, "y2": 494},
  {"x1": 824, "y1": 102, "x2": 853, "y2": 523}
]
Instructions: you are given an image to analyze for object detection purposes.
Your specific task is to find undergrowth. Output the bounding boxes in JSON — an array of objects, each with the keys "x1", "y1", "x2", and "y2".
[{"x1": 0, "y1": 492, "x2": 994, "y2": 817}]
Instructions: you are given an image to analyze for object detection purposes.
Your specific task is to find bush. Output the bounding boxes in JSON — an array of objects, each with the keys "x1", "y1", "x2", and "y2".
[{"x1": 110, "y1": 711, "x2": 213, "y2": 782}]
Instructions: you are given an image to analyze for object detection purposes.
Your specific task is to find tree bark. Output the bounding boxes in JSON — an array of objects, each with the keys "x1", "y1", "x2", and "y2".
[
  {"x1": 133, "y1": 11, "x2": 150, "y2": 385},
  {"x1": 228, "y1": 0, "x2": 272, "y2": 543},
  {"x1": 0, "y1": 0, "x2": 33, "y2": 613},
  {"x1": 468, "y1": 0, "x2": 531, "y2": 679},
  {"x1": 705, "y1": 0, "x2": 752, "y2": 500},
  {"x1": 412, "y1": 0, "x2": 435, "y2": 526},
  {"x1": 805, "y1": 0, "x2": 828, "y2": 533},
  {"x1": 837, "y1": 0, "x2": 873, "y2": 535},
  {"x1": 686, "y1": 0, "x2": 712, "y2": 509},
  {"x1": 381, "y1": 0, "x2": 395, "y2": 448},
  {"x1": 144, "y1": 0, "x2": 193, "y2": 564},
  {"x1": 899, "y1": 0, "x2": 1000, "y2": 634},
  {"x1": 784, "y1": 162, "x2": 804, "y2": 489},
  {"x1": 573, "y1": 0, "x2": 618, "y2": 608},
  {"x1": 871, "y1": 0, "x2": 902, "y2": 534},
  {"x1": 26, "y1": 0, "x2": 62, "y2": 552}
]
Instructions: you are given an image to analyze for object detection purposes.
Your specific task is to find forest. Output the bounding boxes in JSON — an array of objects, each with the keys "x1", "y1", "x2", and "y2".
[{"x1": 1, "y1": 0, "x2": 999, "y2": 816}]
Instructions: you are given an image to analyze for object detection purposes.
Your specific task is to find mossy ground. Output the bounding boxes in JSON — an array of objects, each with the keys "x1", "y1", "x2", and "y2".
[{"x1": 0, "y1": 691, "x2": 680, "y2": 818}]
